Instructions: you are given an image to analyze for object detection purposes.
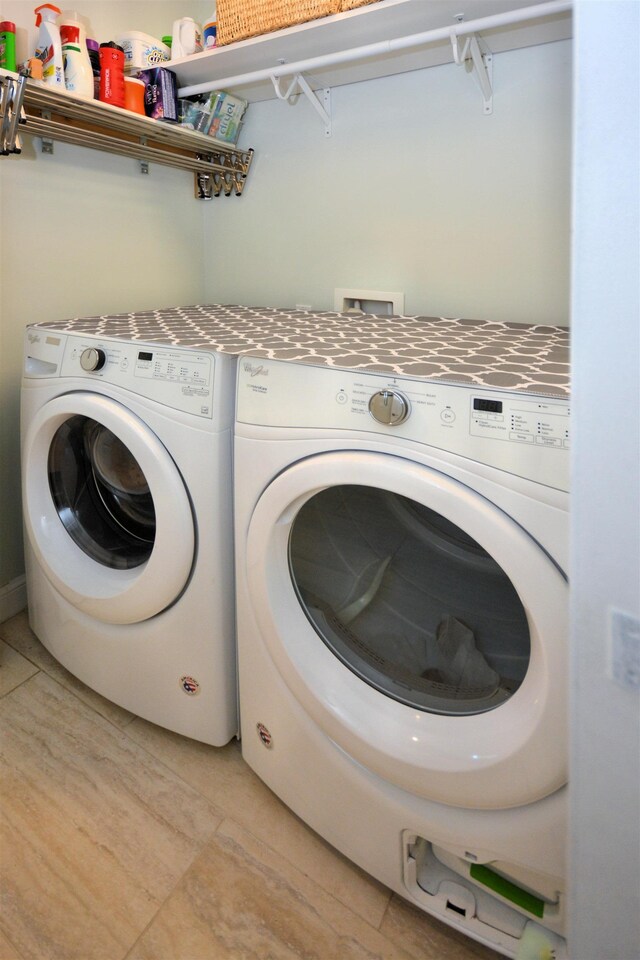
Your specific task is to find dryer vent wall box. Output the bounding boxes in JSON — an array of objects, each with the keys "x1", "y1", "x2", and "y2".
[{"x1": 334, "y1": 288, "x2": 405, "y2": 316}]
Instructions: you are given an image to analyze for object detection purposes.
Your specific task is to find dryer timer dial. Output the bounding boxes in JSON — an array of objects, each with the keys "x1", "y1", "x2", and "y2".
[
  {"x1": 80, "y1": 347, "x2": 106, "y2": 372},
  {"x1": 368, "y1": 390, "x2": 409, "y2": 426}
]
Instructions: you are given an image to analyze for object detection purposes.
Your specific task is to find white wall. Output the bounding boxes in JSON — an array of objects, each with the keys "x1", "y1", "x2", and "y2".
[
  {"x1": 0, "y1": 1, "x2": 210, "y2": 588},
  {"x1": 568, "y1": 3, "x2": 640, "y2": 957},
  {"x1": 204, "y1": 40, "x2": 572, "y2": 325}
]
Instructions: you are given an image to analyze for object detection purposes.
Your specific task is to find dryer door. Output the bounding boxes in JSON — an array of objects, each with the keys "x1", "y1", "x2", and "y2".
[
  {"x1": 245, "y1": 450, "x2": 568, "y2": 810},
  {"x1": 23, "y1": 392, "x2": 194, "y2": 624}
]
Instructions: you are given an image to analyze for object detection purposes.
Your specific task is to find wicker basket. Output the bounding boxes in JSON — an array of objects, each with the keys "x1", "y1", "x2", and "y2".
[
  {"x1": 217, "y1": 0, "x2": 379, "y2": 46},
  {"x1": 217, "y1": 0, "x2": 338, "y2": 46},
  {"x1": 341, "y1": 0, "x2": 378, "y2": 9}
]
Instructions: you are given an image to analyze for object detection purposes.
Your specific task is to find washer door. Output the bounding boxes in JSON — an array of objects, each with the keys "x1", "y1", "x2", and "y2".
[
  {"x1": 23, "y1": 392, "x2": 194, "y2": 624},
  {"x1": 245, "y1": 451, "x2": 568, "y2": 810}
]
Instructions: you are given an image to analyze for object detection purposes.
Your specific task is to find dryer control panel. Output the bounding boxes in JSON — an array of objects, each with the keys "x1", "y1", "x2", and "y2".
[{"x1": 236, "y1": 358, "x2": 570, "y2": 492}]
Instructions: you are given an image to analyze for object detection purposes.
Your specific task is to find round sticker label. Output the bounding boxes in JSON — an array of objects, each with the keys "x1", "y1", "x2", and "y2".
[
  {"x1": 180, "y1": 675, "x2": 200, "y2": 696},
  {"x1": 256, "y1": 722, "x2": 273, "y2": 748}
]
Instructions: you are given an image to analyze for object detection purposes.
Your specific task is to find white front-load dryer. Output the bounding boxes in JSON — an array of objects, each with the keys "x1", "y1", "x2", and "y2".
[
  {"x1": 21, "y1": 326, "x2": 237, "y2": 745},
  {"x1": 234, "y1": 356, "x2": 570, "y2": 958}
]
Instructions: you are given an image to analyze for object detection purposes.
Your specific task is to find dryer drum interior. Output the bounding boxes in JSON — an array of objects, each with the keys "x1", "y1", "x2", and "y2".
[
  {"x1": 47, "y1": 415, "x2": 156, "y2": 570},
  {"x1": 288, "y1": 484, "x2": 531, "y2": 717}
]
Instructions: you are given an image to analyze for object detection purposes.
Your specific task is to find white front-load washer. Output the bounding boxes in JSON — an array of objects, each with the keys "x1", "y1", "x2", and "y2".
[
  {"x1": 21, "y1": 326, "x2": 237, "y2": 745},
  {"x1": 234, "y1": 356, "x2": 570, "y2": 958}
]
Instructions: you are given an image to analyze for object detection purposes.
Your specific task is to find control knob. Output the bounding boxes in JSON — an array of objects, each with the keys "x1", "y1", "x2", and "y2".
[
  {"x1": 368, "y1": 390, "x2": 409, "y2": 425},
  {"x1": 80, "y1": 347, "x2": 106, "y2": 372}
]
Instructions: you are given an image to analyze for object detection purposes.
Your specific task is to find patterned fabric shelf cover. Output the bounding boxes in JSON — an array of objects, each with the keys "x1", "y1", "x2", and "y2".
[{"x1": 33, "y1": 303, "x2": 570, "y2": 398}]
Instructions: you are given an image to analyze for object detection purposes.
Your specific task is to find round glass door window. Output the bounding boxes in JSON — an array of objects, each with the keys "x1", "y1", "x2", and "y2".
[
  {"x1": 48, "y1": 415, "x2": 156, "y2": 569},
  {"x1": 289, "y1": 485, "x2": 530, "y2": 716}
]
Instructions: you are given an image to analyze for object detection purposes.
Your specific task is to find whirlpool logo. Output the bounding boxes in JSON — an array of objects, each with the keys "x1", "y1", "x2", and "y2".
[{"x1": 243, "y1": 362, "x2": 269, "y2": 378}]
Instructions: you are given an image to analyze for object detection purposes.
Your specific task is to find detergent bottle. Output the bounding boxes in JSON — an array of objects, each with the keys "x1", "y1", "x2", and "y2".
[
  {"x1": 171, "y1": 17, "x2": 202, "y2": 58},
  {"x1": 0, "y1": 20, "x2": 17, "y2": 72},
  {"x1": 60, "y1": 11, "x2": 93, "y2": 97},
  {"x1": 34, "y1": 4, "x2": 64, "y2": 87},
  {"x1": 203, "y1": 5, "x2": 217, "y2": 48}
]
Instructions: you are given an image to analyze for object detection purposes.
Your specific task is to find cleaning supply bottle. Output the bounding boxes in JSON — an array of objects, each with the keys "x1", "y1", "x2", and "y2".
[
  {"x1": 34, "y1": 4, "x2": 64, "y2": 87},
  {"x1": 0, "y1": 20, "x2": 17, "y2": 72},
  {"x1": 203, "y1": 6, "x2": 217, "y2": 48},
  {"x1": 171, "y1": 17, "x2": 202, "y2": 58},
  {"x1": 60, "y1": 11, "x2": 93, "y2": 97},
  {"x1": 86, "y1": 38, "x2": 100, "y2": 99}
]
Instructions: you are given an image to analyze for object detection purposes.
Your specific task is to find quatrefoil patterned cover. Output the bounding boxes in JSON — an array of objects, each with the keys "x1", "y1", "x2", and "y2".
[{"x1": 33, "y1": 304, "x2": 570, "y2": 398}]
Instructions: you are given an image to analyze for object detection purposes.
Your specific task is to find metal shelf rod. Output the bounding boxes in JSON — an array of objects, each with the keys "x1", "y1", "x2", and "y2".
[
  {"x1": 23, "y1": 116, "x2": 251, "y2": 175},
  {"x1": 178, "y1": 0, "x2": 572, "y2": 97},
  {"x1": 21, "y1": 82, "x2": 239, "y2": 156}
]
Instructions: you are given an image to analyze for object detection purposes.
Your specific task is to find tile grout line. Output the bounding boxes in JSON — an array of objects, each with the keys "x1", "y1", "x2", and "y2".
[
  {"x1": 377, "y1": 890, "x2": 394, "y2": 932},
  {"x1": 0, "y1": 666, "x2": 42, "y2": 700},
  {"x1": 2, "y1": 618, "x2": 396, "y2": 945},
  {"x1": 0, "y1": 924, "x2": 28, "y2": 960},
  {"x1": 119, "y1": 834, "x2": 217, "y2": 960},
  {"x1": 0, "y1": 624, "x2": 498, "y2": 959},
  {"x1": 0, "y1": 650, "x2": 223, "y2": 960},
  {"x1": 212, "y1": 814, "x2": 407, "y2": 954}
]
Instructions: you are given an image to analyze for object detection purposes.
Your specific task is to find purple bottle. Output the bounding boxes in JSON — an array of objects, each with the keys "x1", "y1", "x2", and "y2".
[{"x1": 86, "y1": 38, "x2": 100, "y2": 99}]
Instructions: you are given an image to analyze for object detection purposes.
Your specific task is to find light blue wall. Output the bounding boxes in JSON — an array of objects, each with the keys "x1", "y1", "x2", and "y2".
[
  {"x1": 204, "y1": 40, "x2": 572, "y2": 326},
  {"x1": 0, "y1": 1, "x2": 210, "y2": 588},
  {"x1": 1, "y1": 19, "x2": 572, "y2": 590}
]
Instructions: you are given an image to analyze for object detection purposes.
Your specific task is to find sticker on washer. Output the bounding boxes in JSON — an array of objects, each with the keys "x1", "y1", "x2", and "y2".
[
  {"x1": 180, "y1": 675, "x2": 200, "y2": 696},
  {"x1": 256, "y1": 722, "x2": 273, "y2": 748}
]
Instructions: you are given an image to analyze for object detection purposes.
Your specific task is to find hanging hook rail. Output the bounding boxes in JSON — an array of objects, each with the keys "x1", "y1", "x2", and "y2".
[
  {"x1": 0, "y1": 70, "x2": 27, "y2": 154},
  {"x1": 0, "y1": 70, "x2": 254, "y2": 198}
]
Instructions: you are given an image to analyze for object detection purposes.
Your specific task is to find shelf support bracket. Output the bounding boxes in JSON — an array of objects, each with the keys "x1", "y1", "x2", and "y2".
[
  {"x1": 450, "y1": 31, "x2": 493, "y2": 115},
  {"x1": 139, "y1": 137, "x2": 149, "y2": 174},
  {"x1": 271, "y1": 72, "x2": 332, "y2": 137}
]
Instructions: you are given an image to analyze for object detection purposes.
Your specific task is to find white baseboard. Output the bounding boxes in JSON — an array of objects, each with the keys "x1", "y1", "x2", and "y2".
[{"x1": 0, "y1": 575, "x2": 27, "y2": 624}]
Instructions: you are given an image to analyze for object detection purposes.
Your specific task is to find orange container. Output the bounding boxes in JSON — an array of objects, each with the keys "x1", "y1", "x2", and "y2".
[{"x1": 124, "y1": 76, "x2": 146, "y2": 115}]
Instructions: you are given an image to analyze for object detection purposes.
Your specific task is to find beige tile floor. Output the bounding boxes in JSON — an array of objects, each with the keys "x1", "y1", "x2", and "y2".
[{"x1": 0, "y1": 610, "x2": 502, "y2": 960}]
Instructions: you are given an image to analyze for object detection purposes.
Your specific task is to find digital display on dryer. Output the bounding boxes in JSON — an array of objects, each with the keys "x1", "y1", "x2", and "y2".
[
  {"x1": 138, "y1": 351, "x2": 153, "y2": 362},
  {"x1": 474, "y1": 398, "x2": 503, "y2": 413}
]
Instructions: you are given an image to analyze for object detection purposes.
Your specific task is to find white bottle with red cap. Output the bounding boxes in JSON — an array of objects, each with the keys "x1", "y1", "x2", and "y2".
[
  {"x1": 59, "y1": 11, "x2": 93, "y2": 97},
  {"x1": 34, "y1": 4, "x2": 64, "y2": 87}
]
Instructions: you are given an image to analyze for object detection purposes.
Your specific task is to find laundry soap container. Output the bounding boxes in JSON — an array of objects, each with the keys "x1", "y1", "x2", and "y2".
[
  {"x1": 115, "y1": 32, "x2": 169, "y2": 74},
  {"x1": 203, "y1": 6, "x2": 217, "y2": 48},
  {"x1": 0, "y1": 20, "x2": 17, "y2": 72},
  {"x1": 171, "y1": 17, "x2": 203, "y2": 58},
  {"x1": 34, "y1": 4, "x2": 64, "y2": 87},
  {"x1": 60, "y1": 11, "x2": 93, "y2": 97}
]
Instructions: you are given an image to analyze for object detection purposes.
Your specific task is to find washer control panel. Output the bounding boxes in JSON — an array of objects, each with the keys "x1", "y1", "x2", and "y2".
[
  {"x1": 24, "y1": 330, "x2": 216, "y2": 418},
  {"x1": 237, "y1": 357, "x2": 570, "y2": 491}
]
